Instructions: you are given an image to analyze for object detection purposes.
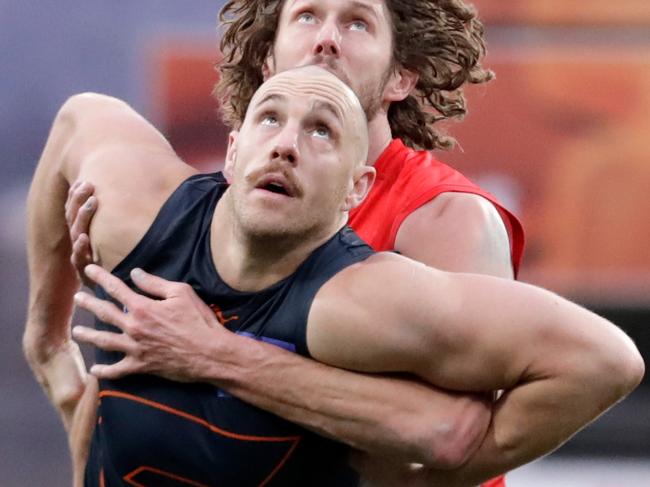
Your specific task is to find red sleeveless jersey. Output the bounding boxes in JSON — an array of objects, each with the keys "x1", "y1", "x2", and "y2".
[
  {"x1": 349, "y1": 139, "x2": 525, "y2": 487},
  {"x1": 349, "y1": 139, "x2": 524, "y2": 276}
]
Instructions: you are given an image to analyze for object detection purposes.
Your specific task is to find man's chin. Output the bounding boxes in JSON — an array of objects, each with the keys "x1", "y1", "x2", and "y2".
[{"x1": 240, "y1": 220, "x2": 304, "y2": 242}]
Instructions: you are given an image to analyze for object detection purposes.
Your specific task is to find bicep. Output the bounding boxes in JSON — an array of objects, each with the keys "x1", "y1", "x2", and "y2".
[
  {"x1": 395, "y1": 193, "x2": 514, "y2": 278},
  {"x1": 306, "y1": 255, "x2": 540, "y2": 391},
  {"x1": 306, "y1": 256, "x2": 433, "y2": 375}
]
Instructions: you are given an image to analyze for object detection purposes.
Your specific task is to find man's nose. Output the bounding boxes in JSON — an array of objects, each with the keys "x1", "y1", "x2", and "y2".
[
  {"x1": 313, "y1": 21, "x2": 341, "y2": 57},
  {"x1": 271, "y1": 127, "x2": 299, "y2": 165}
]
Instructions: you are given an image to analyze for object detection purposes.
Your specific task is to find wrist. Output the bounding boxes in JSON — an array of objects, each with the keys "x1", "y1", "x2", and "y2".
[{"x1": 199, "y1": 327, "x2": 259, "y2": 386}]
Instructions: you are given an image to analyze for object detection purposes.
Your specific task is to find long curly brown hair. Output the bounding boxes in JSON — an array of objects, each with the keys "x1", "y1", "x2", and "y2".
[{"x1": 215, "y1": 0, "x2": 493, "y2": 151}]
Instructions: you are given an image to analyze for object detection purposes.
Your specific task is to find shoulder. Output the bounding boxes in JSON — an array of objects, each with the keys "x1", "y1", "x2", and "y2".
[
  {"x1": 59, "y1": 93, "x2": 196, "y2": 270},
  {"x1": 62, "y1": 92, "x2": 195, "y2": 204},
  {"x1": 59, "y1": 93, "x2": 185, "y2": 175},
  {"x1": 395, "y1": 192, "x2": 514, "y2": 278},
  {"x1": 61, "y1": 93, "x2": 154, "y2": 147},
  {"x1": 417, "y1": 192, "x2": 507, "y2": 229}
]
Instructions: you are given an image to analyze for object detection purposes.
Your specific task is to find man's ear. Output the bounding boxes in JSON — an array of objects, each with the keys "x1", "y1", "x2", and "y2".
[
  {"x1": 262, "y1": 53, "x2": 275, "y2": 81},
  {"x1": 343, "y1": 165, "x2": 376, "y2": 212},
  {"x1": 383, "y1": 66, "x2": 419, "y2": 103},
  {"x1": 224, "y1": 130, "x2": 239, "y2": 181}
]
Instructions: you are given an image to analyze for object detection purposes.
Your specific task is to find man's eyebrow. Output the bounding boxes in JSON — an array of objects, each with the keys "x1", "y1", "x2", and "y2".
[
  {"x1": 349, "y1": 0, "x2": 379, "y2": 21},
  {"x1": 256, "y1": 93, "x2": 287, "y2": 107},
  {"x1": 311, "y1": 100, "x2": 343, "y2": 124},
  {"x1": 288, "y1": 0, "x2": 378, "y2": 21}
]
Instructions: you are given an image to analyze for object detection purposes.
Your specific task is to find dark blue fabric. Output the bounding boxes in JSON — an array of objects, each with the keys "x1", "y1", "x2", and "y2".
[{"x1": 85, "y1": 172, "x2": 374, "y2": 486}]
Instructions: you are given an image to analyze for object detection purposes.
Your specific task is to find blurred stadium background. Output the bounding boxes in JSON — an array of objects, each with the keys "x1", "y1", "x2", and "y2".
[{"x1": 1, "y1": 0, "x2": 648, "y2": 484}]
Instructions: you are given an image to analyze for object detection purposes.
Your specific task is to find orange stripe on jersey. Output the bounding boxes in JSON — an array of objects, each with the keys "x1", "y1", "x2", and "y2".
[
  {"x1": 124, "y1": 466, "x2": 210, "y2": 487},
  {"x1": 258, "y1": 439, "x2": 301, "y2": 487},
  {"x1": 99, "y1": 390, "x2": 302, "y2": 443}
]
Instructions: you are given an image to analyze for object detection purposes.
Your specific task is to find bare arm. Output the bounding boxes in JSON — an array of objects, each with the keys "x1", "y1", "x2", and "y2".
[
  {"x1": 24, "y1": 96, "x2": 92, "y2": 432},
  {"x1": 62, "y1": 189, "x2": 512, "y2": 471},
  {"x1": 395, "y1": 192, "x2": 514, "y2": 278},
  {"x1": 73, "y1": 265, "x2": 491, "y2": 468},
  {"x1": 390, "y1": 192, "x2": 512, "y2": 483},
  {"x1": 24, "y1": 92, "x2": 192, "y2": 480},
  {"x1": 307, "y1": 252, "x2": 645, "y2": 484}
]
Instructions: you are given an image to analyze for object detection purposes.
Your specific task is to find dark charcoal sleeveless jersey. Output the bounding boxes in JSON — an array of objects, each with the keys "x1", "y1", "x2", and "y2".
[{"x1": 84, "y1": 172, "x2": 374, "y2": 487}]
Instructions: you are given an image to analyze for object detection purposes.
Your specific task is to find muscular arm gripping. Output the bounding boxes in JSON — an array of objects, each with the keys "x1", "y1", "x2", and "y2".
[
  {"x1": 64, "y1": 182, "x2": 518, "y2": 470},
  {"x1": 25, "y1": 92, "x2": 193, "y2": 481},
  {"x1": 307, "y1": 253, "x2": 645, "y2": 486},
  {"x1": 74, "y1": 265, "x2": 492, "y2": 468},
  {"x1": 392, "y1": 192, "x2": 512, "y2": 484}
]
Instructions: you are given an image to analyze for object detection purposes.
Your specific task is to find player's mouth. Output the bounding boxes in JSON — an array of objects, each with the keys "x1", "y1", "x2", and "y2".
[{"x1": 254, "y1": 173, "x2": 297, "y2": 198}]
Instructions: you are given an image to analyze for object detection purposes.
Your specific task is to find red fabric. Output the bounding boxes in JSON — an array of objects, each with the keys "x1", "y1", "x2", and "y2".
[
  {"x1": 348, "y1": 139, "x2": 522, "y2": 487},
  {"x1": 482, "y1": 475, "x2": 506, "y2": 487},
  {"x1": 349, "y1": 139, "x2": 525, "y2": 276}
]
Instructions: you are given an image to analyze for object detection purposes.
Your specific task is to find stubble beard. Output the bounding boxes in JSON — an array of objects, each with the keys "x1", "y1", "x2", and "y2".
[
  {"x1": 229, "y1": 189, "x2": 322, "y2": 250},
  {"x1": 228, "y1": 182, "x2": 349, "y2": 256},
  {"x1": 355, "y1": 63, "x2": 394, "y2": 121}
]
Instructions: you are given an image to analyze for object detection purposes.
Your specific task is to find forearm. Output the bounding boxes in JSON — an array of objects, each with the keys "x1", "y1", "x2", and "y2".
[
  {"x1": 26, "y1": 107, "x2": 77, "y2": 348},
  {"x1": 305, "y1": 263, "x2": 643, "y2": 485},
  {"x1": 201, "y1": 332, "x2": 492, "y2": 468},
  {"x1": 413, "y1": 323, "x2": 643, "y2": 487},
  {"x1": 24, "y1": 99, "x2": 87, "y2": 426}
]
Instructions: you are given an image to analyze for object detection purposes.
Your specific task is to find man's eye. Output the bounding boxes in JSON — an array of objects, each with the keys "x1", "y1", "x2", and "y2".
[
  {"x1": 261, "y1": 115, "x2": 278, "y2": 126},
  {"x1": 312, "y1": 126, "x2": 331, "y2": 139},
  {"x1": 349, "y1": 20, "x2": 368, "y2": 32},
  {"x1": 297, "y1": 12, "x2": 316, "y2": 24}
]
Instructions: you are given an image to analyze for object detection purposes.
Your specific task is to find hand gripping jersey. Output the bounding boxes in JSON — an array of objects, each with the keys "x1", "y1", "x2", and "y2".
[
  {"x1": 349, "y1": 139, "x2": 525, "y2": 277},
  {"x1": 85, "y1": 173, "x2": 374, "y2": 487},
  {"x1": 349, "y1": 139, "x2": 522, "y2": 487}
]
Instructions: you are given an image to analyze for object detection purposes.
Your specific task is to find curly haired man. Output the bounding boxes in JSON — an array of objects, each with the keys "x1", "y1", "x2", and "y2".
[{"x1": 63, "y1": 1, "x2": 527, "y2": 485}]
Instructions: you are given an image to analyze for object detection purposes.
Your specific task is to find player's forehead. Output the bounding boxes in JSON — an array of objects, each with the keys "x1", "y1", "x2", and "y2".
[{"x1": 250, "y1": 68, "x2": 363, "y2": 124}]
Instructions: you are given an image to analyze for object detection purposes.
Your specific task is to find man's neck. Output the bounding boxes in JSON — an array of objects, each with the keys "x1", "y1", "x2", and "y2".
[
  {"x1": 211, "y1": 192, "x2": 343, "y2": 292},
  {"x1": 366, "y1": 111, "x2": 394, "y2": 165}
]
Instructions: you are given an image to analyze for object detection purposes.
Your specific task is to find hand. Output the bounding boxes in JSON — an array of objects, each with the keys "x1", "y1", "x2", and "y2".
[
  {"x1": 65, "y1": 181, "x2": 97, "y2": 287},
  {"x1": 72, "y1": 264, "x2": 226, "y2": 382},
  {"x1": 23, "y1": 338, "x2": 89, "y2": 429}
]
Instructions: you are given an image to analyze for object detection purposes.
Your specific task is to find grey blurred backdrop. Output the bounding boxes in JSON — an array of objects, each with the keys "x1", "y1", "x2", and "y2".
[{"x1": 1, "y1": 1, "x2": 648, "y2": 485}]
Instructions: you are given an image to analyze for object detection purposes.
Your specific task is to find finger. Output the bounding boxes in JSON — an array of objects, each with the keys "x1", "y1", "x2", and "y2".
[
  {"x1": 65, "y1": 182, "x2": 94, "y2": 228},
  {"x1": 130, "y1": 268, "x2": 181, "y2": 300},
  {"x1": 83, "y1": 265, "x2": 144, "y2": 309},
  {"x1": 67, "y1": 180, "x2": 81, "y2": 200},
  {"x1": 90, "y1": 359, "x2": 139, "y2": 380},
  {"x1": 71, "y1": 234, "x2": 94, "y2": 271},
  {"x1": 131, "y1": 268, "x2": 219, "y2": 328},
  {"x1": 69, "y1": 196, "x2": 97, "y2": 242},
  {"x1": 72, "y1": 326, "x2": 134, "y2": 355},
  {"x1": 74, "y1": 292, "x2": 129, "y2": 331}
]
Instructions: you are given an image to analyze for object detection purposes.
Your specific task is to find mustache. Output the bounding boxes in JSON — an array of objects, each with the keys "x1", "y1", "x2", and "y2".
[{"x1": 246, "y1": 162, "x2": 303, "y2": 198}]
